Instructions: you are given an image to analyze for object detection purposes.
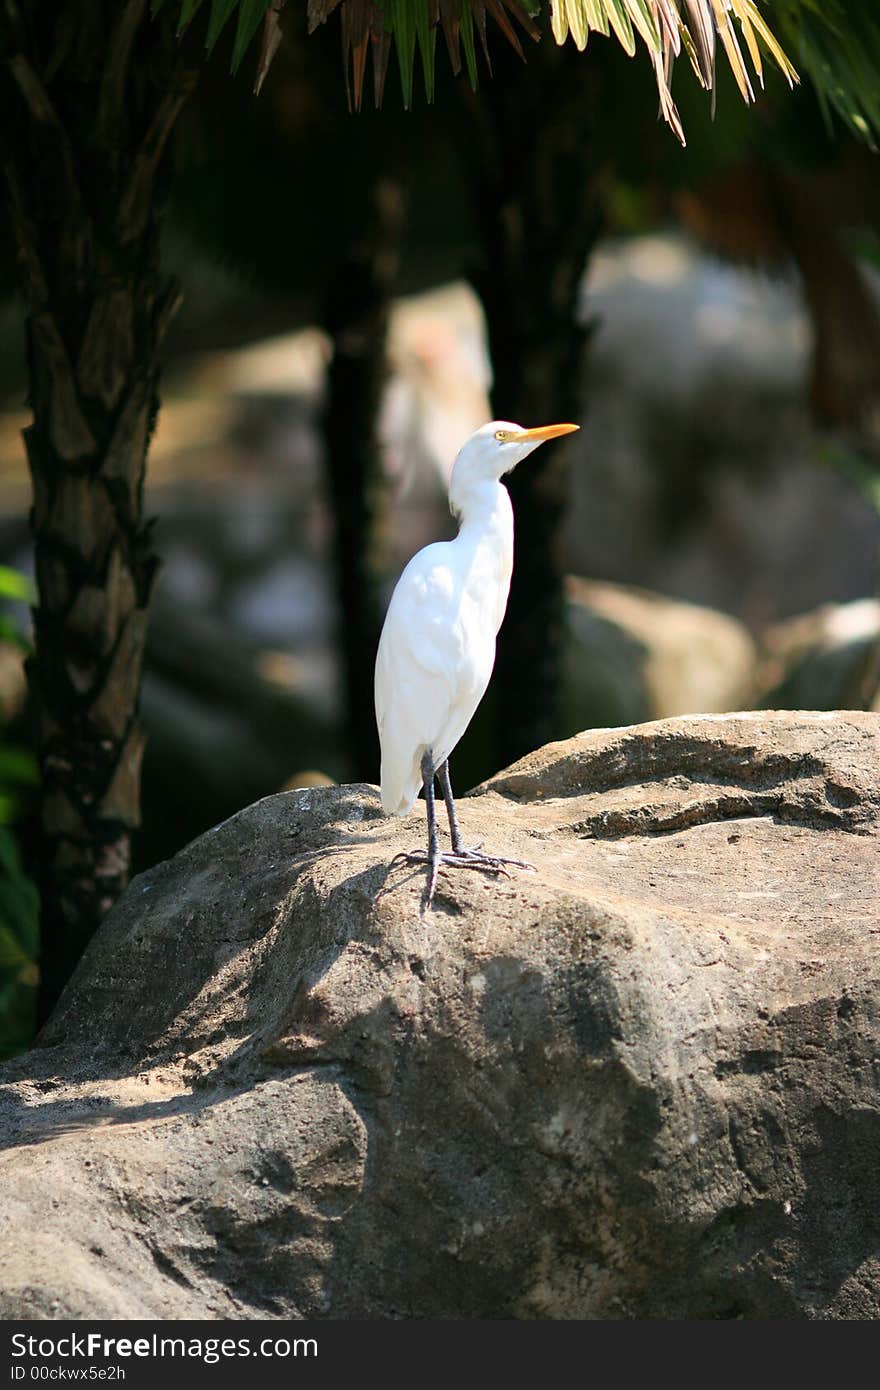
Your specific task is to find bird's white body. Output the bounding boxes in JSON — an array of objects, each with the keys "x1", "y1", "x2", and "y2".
[
  {"x1": 375, "y1": 478, "x2": 513, "y2": 815},
  {"x1": 375, "y1": 419, "x2": 578, "y2": 820}
]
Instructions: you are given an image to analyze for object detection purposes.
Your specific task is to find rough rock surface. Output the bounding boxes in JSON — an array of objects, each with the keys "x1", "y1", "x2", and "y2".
[{"x1": 1, "y1": 711, "x2": 878, "y2": 1320}]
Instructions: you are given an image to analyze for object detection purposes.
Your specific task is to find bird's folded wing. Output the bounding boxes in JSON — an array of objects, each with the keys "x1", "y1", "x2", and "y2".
[
  {"x1": 375, "y1": 553, "x2": 481, "y2": 813},
  {"x1": 372, "y1": 550, "x2": 464, "y2": 700}
]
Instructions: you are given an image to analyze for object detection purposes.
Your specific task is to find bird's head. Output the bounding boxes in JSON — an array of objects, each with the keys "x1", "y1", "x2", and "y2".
[{"x1": 449, "y1": 419, "x2": 579, "y2": 513}]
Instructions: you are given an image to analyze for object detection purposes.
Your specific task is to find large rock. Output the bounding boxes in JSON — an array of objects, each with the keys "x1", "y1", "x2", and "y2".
[{"x1": 1, "y1": 711, "x2": 878, "y2": 1320}]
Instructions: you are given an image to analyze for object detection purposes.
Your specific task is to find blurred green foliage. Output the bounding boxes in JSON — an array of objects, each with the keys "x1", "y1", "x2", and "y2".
[
  {"x1": 0, "y1": 564, "x2": 38, "y2": 1061},
  {"x1": 0, "y1": 828, "x2": 38, "y2": 1060},
  {"x1": 819, "y1": 439, "x2": 880, "y2": 515},
  {"x1": 777, "y1": 0, "x2": 880, "y2": 150}
]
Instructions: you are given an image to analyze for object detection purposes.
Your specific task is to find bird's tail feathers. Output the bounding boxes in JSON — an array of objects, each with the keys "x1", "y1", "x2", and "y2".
[{"x1": 380, "y1": 750, "x2": 423, "y2": 818}]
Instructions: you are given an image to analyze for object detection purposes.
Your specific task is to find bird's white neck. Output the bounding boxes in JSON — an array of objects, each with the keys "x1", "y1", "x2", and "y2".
[
  {"x1": 450, "y1": 475, "x2": 513, "y2": 544},
  {"x1": 448, "y1": 477, "x2": 514, "y2": 636}
]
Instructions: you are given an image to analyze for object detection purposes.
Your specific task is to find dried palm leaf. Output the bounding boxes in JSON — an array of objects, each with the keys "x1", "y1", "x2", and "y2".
[{"x1": 547, "y1": 1, "x2": 801, "y2": 144}]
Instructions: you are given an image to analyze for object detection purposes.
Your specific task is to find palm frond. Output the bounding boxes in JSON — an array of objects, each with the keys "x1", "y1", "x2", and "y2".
[
  {"x1": 547, "y1": 2, "x2": 799, "y2": 145},
  {"x1": 151, "y1": 1, "x2": 880, "y2": 152},
  {"x1": 150, "y1": 0, "x2": 275, "y2": 75},
  {"x1": 772, "y1": 0, "x2": 880, "y2": 150},
  {"x1": 319, "y1": 0, "x2": 543, "y2": 110}
]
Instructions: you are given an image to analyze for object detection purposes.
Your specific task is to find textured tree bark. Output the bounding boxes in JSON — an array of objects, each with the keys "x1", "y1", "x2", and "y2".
[
  {"x1": 320, "y1": 181, "x2": 402, "y2": 782},
  {"x1": 465, "y1": 35, "x2": 602, "y2": 770},
  {"x1": 1, "y1": 1, "x2": 194, "y2": 1014}
]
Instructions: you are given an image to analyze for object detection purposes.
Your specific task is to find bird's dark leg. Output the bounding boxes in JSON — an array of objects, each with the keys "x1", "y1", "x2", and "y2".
[
  {"x1": 422, "y1": 750, "x2": 442, "y2": 903},
  {"x1": 391, "y1": 754, "x2": 533, "y2": 906},
  {"x1": 437, "y1": 758, "x2": 465, "y2": 854},
  {"x1": 389, "y1": 750, "x2": 443, "y2": 905},
  {"x1": 437, "y1": 759, "x2": 535, "y2": 875}
]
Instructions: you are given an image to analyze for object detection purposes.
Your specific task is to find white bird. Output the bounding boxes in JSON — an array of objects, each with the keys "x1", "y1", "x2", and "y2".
[{"x1": 374, "y1": 418, "x2": 579, "y2": 904}]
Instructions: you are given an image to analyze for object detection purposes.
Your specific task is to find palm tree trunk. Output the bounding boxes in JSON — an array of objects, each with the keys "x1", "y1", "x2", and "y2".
[
  {"x1": 1, "y1": 1, "x2": 194, "y2": 1014},
  {"x1": 321, "y1": 181, "x2": 402, "y2": 782},
  {"x1": 466, "y1": 35, "x2": 602, "y2": 769}
]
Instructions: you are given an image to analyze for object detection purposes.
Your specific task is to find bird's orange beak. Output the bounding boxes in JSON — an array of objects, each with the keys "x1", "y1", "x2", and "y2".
[{"x1": 510, "y1": 422, "x2": 580, "y2": 442}]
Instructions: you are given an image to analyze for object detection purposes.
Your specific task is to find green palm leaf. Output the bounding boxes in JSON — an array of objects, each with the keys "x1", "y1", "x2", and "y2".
[{"x1": 773, "y1": 0, "x2": 880, "y2": 149}]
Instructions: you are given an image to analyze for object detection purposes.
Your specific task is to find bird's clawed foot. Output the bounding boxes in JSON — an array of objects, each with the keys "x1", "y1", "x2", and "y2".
[
  {"x1": 449, "y1": 843, "x2": 535, "y2": 874},
  {"x1": 390, "y1": 844, "x2": 535, "y2": 907}
]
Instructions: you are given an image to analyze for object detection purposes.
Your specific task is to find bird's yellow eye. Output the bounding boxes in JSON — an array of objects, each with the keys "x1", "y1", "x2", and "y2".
[{"x1": 494, "y1": 430, "x2": 510, "y2": 442}]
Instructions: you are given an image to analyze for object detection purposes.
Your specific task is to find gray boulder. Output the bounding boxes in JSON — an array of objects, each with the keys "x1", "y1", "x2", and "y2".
[
  {"x1": 758, "y1": 598, "x2": 880, "y2": 714},
  {"x1": 1, "y1": 711, "x2": 878, "y2": 1319},
  {"x1": 563, "y1": 577, "x2": 758, "y2": 732}
]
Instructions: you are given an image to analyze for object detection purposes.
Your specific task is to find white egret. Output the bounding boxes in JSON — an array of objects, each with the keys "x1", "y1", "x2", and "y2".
[{"x1": 375, "y1": 418, "x2": 579, "y2": 904}]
